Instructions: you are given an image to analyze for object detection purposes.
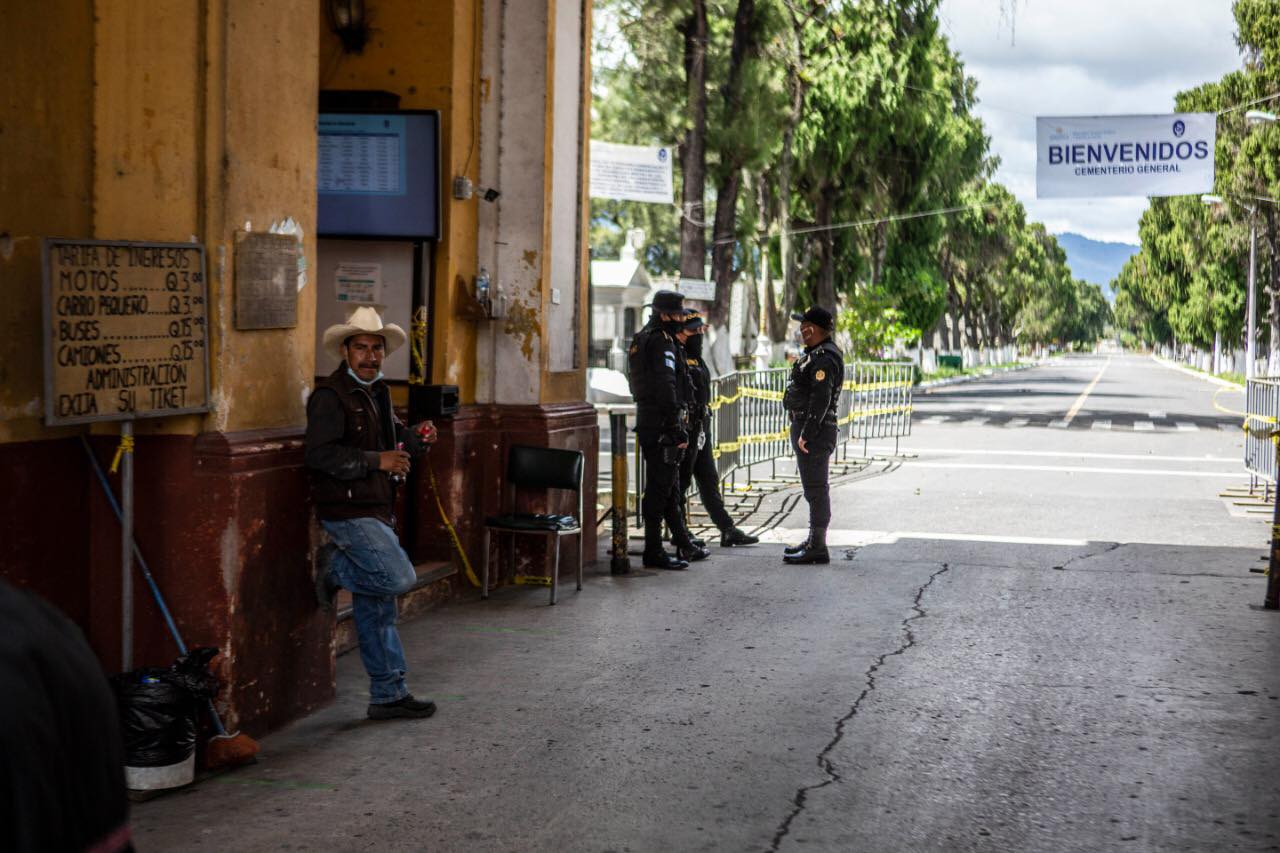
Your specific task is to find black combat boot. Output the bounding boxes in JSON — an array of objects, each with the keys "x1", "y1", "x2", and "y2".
[
  {"x1": 720, "y1": 527, "x2": 759, "y2": 547},
  {"x1": 644, "y1": 520, "x2": 690, "y2": 570},
  {"x1": 676, "y1": 540, "x2": 711, "y2": 562},
  {"x1": 784, "y1": 528, "x2": 829, "y2": 564},
  {"x1": 783, "y1": 537, "x2": 810, "y2": 557},
  {"x1": 669, "y1": 515, "x2": 708, "y2": 562},
  {"x1": 643, "y1": 551, "x2": 691, "y2": 570}
]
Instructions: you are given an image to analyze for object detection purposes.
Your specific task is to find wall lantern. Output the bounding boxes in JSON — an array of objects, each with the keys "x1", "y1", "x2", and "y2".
[{"x1": 326, "y1": 0, "x2": 370, "y2": 54}]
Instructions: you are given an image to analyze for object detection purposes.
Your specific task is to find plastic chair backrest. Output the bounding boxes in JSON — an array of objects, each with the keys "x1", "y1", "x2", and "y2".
[{"x1": 507, "y1": 445, "x2": 583, "y2": 493}]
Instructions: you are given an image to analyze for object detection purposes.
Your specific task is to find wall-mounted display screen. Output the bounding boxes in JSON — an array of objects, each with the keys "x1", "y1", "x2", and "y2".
[{"x1": 317, "y1": 111, "x2": 439, "y2": 239}]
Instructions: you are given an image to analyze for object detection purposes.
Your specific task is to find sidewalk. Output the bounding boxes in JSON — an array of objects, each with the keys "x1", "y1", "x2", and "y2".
[{"x1": 130, "y1": 518, "x2": 1280, "y2": 851}]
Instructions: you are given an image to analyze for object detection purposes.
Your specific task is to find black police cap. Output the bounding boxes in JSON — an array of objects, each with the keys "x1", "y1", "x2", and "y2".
[
  {"x1": 683, "y1": 311, "x2": 705, "y2": 331},
  {"x1": 649, "y1": 290, "x2": 685, "y2": 313},
  {"x1": 791, "y1": 306, "x2": 835, "y2": 331}
]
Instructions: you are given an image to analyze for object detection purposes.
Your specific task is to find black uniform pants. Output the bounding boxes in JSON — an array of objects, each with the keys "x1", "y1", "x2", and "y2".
[
  {"x1": 791, "y1": 421, "x2": 838, "y2": 529},
  {"x1": 680, "y1": 420, "x2": 733, "y2": 531},
  {"x1": 637, "y1": 428, "x2": 691, "y2": 551}
]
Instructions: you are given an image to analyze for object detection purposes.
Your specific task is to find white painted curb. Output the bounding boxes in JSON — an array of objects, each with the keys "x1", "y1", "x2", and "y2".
[
  {"x1": 1150, "y1": 354, "x2": 1244, "y2": 389},
  {"x1": 918, "y1": 361, "x2": 1039, "y2": 392}
]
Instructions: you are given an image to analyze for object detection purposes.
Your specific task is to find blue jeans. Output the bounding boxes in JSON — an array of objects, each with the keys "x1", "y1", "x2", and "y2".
[{"x1": 320, "y1": 517, "x2": 418, "y2": 704}]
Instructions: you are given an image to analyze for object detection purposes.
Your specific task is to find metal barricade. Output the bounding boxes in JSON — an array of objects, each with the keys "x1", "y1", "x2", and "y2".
[
  {"x1": 1245, "y1": 377, "x2": 1280, "y2": 487},
  {"x1": 603, "y1": 359, "x2": 915, "y2": 551},
  {"x1": 706, "y1": 360, "x2": 914, "y2": 487},
  {"x1": 843, "y1": 361, "x2": 915, "y2": 455}
]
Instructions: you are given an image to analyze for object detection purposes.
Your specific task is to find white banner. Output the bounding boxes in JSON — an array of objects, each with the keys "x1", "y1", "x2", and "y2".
[
  {"x1": 589, "y1": 141, "x2": 674, "y2": 204},
  {"x1": 677, "y1": 277, "x2": 715, "y2": 301},
  {"x1": 1036, "y1": 113, "x2": 1216, "y2": 199}
]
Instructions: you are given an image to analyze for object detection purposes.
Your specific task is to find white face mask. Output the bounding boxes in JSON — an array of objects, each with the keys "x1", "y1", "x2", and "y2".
[{"x1": 346, "y1": 365, "x2": 385, "y2": 386}]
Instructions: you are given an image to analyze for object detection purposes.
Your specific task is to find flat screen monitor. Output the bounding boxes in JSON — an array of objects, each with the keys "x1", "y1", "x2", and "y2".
[{"x1": 317, "y1": 111, "x2": 439, "y2": 240}]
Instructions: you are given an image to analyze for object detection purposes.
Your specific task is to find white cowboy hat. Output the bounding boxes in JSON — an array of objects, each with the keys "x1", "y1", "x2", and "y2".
[{"x1": 322, "y1": 304, "x2": 407, "y2": 360}]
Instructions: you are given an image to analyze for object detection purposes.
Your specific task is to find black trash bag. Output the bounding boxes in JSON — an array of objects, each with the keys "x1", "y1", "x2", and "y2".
[{"x1": 111, "y1": 647, "x2": 220, "y2": 768}]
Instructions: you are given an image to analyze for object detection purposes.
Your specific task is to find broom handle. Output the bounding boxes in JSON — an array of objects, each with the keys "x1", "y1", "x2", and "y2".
[{"x1": 81, "y1": 437, "x2": 230, "y2": 737}]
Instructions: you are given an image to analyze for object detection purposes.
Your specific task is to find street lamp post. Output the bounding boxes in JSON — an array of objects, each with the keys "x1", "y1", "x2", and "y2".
[{"x1": 1248, "y1": 216, "x2": 1258, "y2": 378}]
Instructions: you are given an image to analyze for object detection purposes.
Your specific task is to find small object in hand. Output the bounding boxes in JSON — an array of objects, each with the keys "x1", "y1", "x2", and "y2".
[
  {"x1": 416, "y1": 420, "x2": 438, "y2": 444},
  {"x1": 392, "y1": 442, "x2": 406, "y2": 484}
]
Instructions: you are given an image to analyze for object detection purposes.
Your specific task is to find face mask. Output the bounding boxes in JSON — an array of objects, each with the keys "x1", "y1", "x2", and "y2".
[
  {"x1": 684, "y1": 333, "x2": 703, "y2": 357},
  {"x1": 346, "y1": 365, "x2": 385, "y2": 386},
  {"x1": 663, "y1": 318, "x2": 685, "y2": 336}
]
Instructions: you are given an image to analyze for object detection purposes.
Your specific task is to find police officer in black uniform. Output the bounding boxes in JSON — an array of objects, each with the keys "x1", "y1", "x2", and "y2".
[
  {"x1": 677, "y1": 312, "x2": 759, "y2": 548},
  {"x1": 782, "y1": 306, "x2": 844, "y2": 564},
  {"x1": 628, "y1": 290, "x2": 709, "y2": 568}
]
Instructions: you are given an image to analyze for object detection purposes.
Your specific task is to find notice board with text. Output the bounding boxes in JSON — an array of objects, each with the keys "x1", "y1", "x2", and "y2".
[{"x1": 42, "y1": 238, "x2": 211, "y2": 426}]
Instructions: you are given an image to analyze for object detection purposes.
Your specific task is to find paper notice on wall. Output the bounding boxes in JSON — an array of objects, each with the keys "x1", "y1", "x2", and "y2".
[
  {"x1": 589, "y1": 141, "x2": 675, "y2": 204},
  {"x1": 334, "y1": 263, "x2": 382, "y2": 303},
  {"x1": 677, "y1": 277, "x2": 715, "y2": 301}
]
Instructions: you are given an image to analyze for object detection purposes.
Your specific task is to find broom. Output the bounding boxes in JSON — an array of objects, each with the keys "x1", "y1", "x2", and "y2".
[{"x1": 82, "y1": 437, "x2": 260, "y2": 770}]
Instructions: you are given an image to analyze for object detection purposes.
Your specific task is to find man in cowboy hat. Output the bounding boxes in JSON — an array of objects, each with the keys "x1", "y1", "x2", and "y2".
[
  {"x1": 306, "y1": 304, "x2": 438, "y2": 720},
  {"x1": 781, "y1": 306, "x2": 844, "y2": 565}
]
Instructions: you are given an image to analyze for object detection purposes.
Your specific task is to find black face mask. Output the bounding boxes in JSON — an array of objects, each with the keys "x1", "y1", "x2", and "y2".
[
  {"x1": 684, "y1": 333, "x2": 703, "y2": 357},
  {"x1": 662, "y1": 318, "x2": 685, "y2": 336}
]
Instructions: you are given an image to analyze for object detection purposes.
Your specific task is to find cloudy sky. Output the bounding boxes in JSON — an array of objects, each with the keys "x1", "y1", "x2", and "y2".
[{"x1": 938, "y1": 0, "x2": 1243, "y2": 245}]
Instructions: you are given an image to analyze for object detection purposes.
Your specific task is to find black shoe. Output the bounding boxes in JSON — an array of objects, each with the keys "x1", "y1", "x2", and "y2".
[
  {"x1": 720, "y1": 527, "x2": 759, "y2": 547},
  {"x1": 677, "y1": 543, "x2": 711, "y2": 562},
  {"x1": 314, "y1": 544, "x2": 341, "y2": 610},
  {"x1": 689, "y1": 536, "x2": 707, "y2": 548},
  {"x1": 643, "y1": 551, "x2": 690, "y2": 570},
  {"x1": 783, "y1": 545, "x2": 830, "y2": 565},
  {"x1": 783, "y1": 539, "x2": 811, "y2": 557},
  {"x1": 367, "y1": 695, "x2": 437, "y2": 720}
]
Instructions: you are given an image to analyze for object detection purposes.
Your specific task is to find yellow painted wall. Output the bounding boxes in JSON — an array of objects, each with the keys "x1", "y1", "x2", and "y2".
[
  {"x1": 0, "y1": 0, "x2": 318, "y2": 444},
  {"x1": 0, "y1": 0, "x2": 94, "y2": 444},
  {"x1": 319, "y1": 0, "x2": 481, "y2": 402},
  {"x1": 212, "y1": 0, "x2": 319, "y2": 433}
]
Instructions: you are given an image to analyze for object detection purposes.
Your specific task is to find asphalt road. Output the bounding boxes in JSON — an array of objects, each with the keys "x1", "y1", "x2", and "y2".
[
  {"x1": 133, "y1": 354, "x2": 1280, "y2": 852},
  {"x1": 782, "y1": 353, "x2": 1256, "y2": 549}
]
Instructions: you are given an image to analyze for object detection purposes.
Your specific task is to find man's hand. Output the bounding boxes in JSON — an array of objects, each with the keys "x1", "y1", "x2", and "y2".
[
  {"x1": 797, "y1": 436, "x2": 810, "y2": 454},
  {"x1": 677, "y1": 442, "x2": 689, "y2": 449},
  {"x1": 379, "y1": 449, "x2": 411, "y2": 475},
  {"x1": 411, "y1": 420, "x2": 438, "y2": 444}
]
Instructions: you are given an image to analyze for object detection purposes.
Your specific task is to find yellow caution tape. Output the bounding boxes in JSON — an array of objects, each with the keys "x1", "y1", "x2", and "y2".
[
  {"x1": 1209, "y1": 385, "x2": 1279, "y2": 439},
  {"x1": 709, "y1": 390, "x2": 742, "y2": 411},
  {"x1": 426, "y1": 460, "x2": 482, "y2": 588},
  {"x1": 711, "y1": 381, "x2": 909, "y2": 410},
  {"x1": 740, "y1": 387, "x2": 786, "y2": 402},
  {"x1": 839, "y1": 404, "x2": 914, "y2": 425},
  {"x1": 513, "y1": 575, "x2": 553, "y2": 587},
  {"x1": 109, "y1": 434, "x2": 135, "y2": 474},
  {"x1": 849, "y1": 381, "x2": 913, "y2": 392},
  {"x1": 710, "y1": 405, "x2": 914, "y2": 455},
  {"x1": 710, "y1": 386, "x2": 785, "y2": 410}
]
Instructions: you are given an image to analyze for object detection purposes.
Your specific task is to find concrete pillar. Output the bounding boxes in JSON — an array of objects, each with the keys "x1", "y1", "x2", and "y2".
[{"x1": 476, "y1": 0, "x2": 589, "y2": 406}]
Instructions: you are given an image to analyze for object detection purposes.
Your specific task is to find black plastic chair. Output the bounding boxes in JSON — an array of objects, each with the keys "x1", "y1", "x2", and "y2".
[{"x1": 481, "y1": 444, "x2": 585, "y2": 605}]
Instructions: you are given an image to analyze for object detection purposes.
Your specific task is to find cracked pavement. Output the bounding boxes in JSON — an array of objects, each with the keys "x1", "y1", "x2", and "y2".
[{"x1": 133, "y1": 356, "x2": 1280, "y2": 851}]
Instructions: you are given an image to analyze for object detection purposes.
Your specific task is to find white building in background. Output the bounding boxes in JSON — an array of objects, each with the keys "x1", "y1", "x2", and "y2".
[{"x1": 590, "y1": 229, "x2": 653, "y2": 372}]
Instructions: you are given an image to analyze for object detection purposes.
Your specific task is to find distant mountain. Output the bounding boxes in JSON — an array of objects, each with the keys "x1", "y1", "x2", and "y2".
[{"x1": 1054, "y1": 232, "x2": 1140, "y2": 301}]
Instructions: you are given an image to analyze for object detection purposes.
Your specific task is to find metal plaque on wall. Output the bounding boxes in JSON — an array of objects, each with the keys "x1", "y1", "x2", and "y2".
[
  {"x1": 41, "y1": 238, "x2": 211, "y2": 425},
  {"x1": 234, "y1": 231, "x2": 298, "y2": 330}
]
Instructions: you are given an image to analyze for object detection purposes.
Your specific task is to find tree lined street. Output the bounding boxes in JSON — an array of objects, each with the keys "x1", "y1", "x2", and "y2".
[{"x1": 592, "y1": 0, "x2": 1113, "y2": 370}]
